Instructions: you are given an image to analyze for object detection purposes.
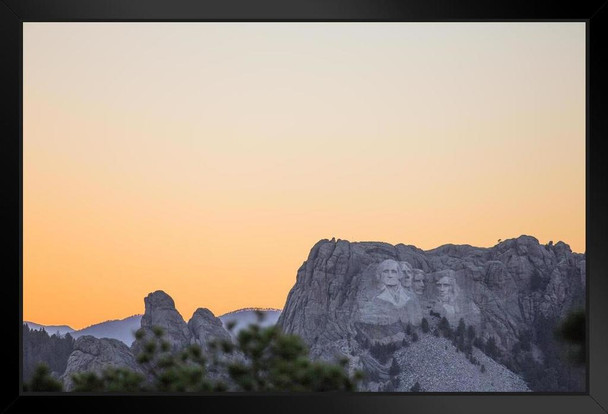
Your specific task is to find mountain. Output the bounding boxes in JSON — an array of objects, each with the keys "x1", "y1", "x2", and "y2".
[
  {"x1": 26, "y1": 316, "x2": 144, "y2": 346},
  {"x1": 218, "y1": 308, "x2": 282, "y2": 337},
  {"x1": 62, "y1": 335, "x2": 143, "y2": 391},
  {"x1": 62, "y1": 290, "x2": 233, "y2": 390},
  {"x1": 71, "y1": 315, "x2": 143, "y2": 346},
  {"x1": 26, "y1": 306, "x2": 282, "y2": 347},
  {"x1": 47, "y1": 235, "x2": 585, "y2": 392},
  {"x1": 23, "y1": 322, "x2": 75, "y2": 337},
  {"x1": 130, "y1": 290, "x2": 193, "y2": 354},
  {"x1": 277, "y1": 236, "x2": 585, "y2": 392}
]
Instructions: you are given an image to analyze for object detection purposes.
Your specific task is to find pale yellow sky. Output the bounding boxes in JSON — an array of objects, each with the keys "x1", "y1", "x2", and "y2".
[{"x1": 23, "y1": 23, "x2": 585, "y2": 329}]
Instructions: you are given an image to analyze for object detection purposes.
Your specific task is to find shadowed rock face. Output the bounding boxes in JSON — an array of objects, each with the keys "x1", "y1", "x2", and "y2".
[
  {"x1": 132, "y1": 290, "x2": 192, "y2": 354},
  {"x1": 62, "y1": 336, "x2": 142, "y2": 390},
  {"x1": 277, "y1": 236, "x2": 584, "y2": 391}
]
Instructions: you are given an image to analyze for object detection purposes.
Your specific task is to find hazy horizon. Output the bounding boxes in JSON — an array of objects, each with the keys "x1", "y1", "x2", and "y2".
[{"x1": 23, "y1": 23, "x2": 585, "y2": 329}]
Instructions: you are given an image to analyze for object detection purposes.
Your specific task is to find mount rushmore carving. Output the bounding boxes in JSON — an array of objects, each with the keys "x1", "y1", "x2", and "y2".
[
  {"x1": 277, "y1": 235, "x2": 584, "y2": 391},
  {"x1": 355, "y1": 259, "x2": 480, "y2": 328}
]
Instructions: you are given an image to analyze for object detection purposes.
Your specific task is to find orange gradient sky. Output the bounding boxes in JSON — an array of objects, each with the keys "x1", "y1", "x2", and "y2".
[{"x1": 23, "y1": 23, "x2": 585, "y2": 329}]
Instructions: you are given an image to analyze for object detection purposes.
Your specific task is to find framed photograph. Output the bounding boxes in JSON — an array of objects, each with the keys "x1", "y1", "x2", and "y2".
[{"x1": 2, "y1": 0, "x2": 607, "y2": 413}]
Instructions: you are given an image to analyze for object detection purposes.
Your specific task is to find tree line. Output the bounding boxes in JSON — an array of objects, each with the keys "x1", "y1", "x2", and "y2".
[{"x1": 23, "y1": 324, "x2": 74, "y2": 382}]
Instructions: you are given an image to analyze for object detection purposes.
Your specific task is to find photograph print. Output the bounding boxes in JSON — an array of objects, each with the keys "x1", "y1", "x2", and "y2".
[{"x1": 22, "y1": 22, "x2": 586, "y2": 393}]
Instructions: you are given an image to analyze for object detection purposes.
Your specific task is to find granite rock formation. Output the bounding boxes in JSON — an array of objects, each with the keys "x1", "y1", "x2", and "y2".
[
  {"x1": 277, "y1": 235, "x2": 584, "y2": 391},
  {"x1": 62, "y1": 291, "x2": 233, "y2": 386},
  {"x1": 131, "y1": 290, "x2": 192, "y2": 354},
  {"x1": 62, "y1": 336, "x2": 142, "y2": 390},
  {"x1": 189, "y1": 308, "x2": 232, "y2": 350}
]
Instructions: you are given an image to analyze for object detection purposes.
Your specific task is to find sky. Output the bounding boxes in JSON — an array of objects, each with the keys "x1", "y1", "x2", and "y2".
[{"x1": 23, "y1": 22, "x2": 585, "y2": 329}]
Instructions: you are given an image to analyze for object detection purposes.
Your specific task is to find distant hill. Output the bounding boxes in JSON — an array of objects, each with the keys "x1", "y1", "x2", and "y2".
[
  {"x1": 218, "y1": 308, "x2": 282, "y2": 337},
  {"x1": 23, "y1": 322, "x2": 74, "y2": 337},
  {"x1": 26, "y1": 315, "x2": 143, "y2": 346},
  {"x1": 26, "y1": 307, "x2": 281, "y2": 347},
  {"x1": 71, "y1": 315, "x2": 143, "y2": 346}
]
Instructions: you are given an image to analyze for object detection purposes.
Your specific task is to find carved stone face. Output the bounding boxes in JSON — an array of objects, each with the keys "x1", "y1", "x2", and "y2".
[
  {"x1": 399, "y1": 262, "x2": 413, "y2": 288},
  {"x1": 436, "y1": 276, "x2": 453, "y2": 302},
  {"x1": 377, "y1": 259, "x2": 401, "y2": 287},
  {"x1": 413, "y1": 271, "x2": 425, "y2": 295}
]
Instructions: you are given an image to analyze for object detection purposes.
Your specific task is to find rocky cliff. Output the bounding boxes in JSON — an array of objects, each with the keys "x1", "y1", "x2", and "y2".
[
  {"x1": 62, "y1": 336, "x2": 142, "y2": 390},
  {"x1": 277, "y1": 235, "x2": 585, "y2": 391},
  {"x1": 62, "y1": 291, "x2": 232, "y2": 386},
  {"x1": 131, "y1": 290, "x2": 192, "y2": 354},
  {"x1": 189, "y1": 308, "x2": 232, "y2": 350}
]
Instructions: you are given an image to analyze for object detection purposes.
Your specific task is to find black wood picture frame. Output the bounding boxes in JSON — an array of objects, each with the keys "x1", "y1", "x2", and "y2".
[{"x1": 1, "y1": 1, "x2": 606, "y2": 413}]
